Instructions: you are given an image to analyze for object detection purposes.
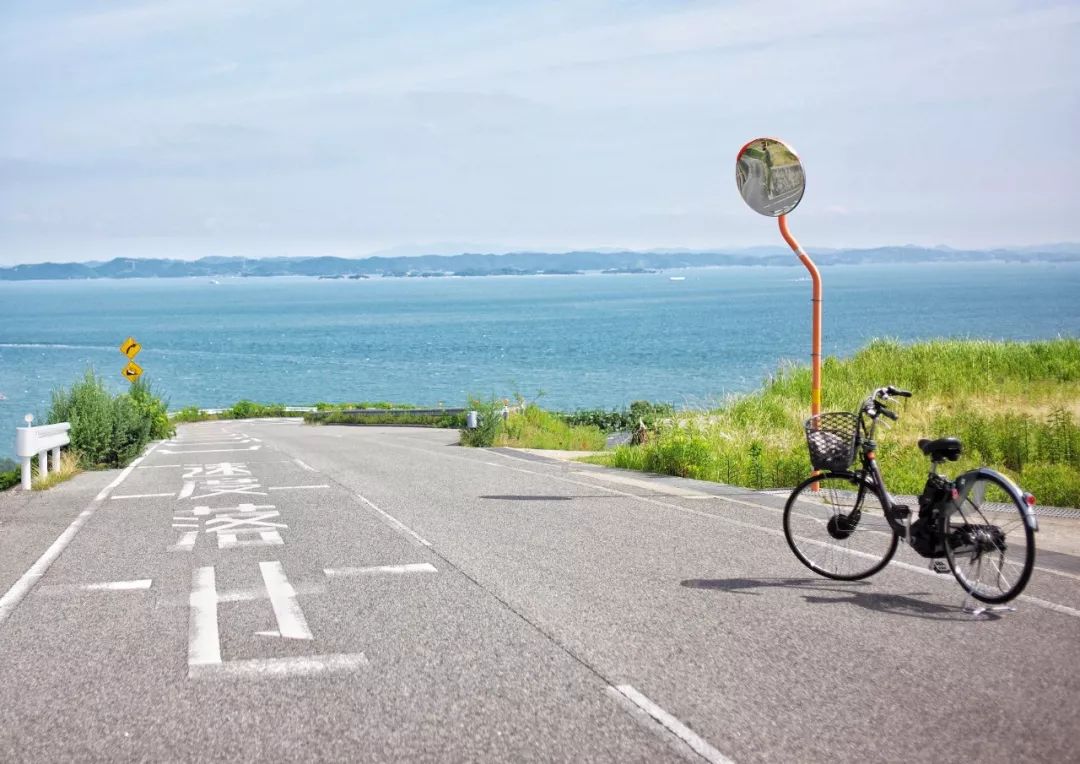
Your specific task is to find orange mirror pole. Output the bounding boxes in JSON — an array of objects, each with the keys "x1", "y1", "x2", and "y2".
[{"x1": 778, "y1": 214, "x2": 822, "y2": 419}]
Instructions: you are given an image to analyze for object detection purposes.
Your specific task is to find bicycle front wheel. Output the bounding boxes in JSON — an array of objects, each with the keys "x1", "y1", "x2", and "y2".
[
  {"x1": 944, "y1": 473, "x2": 1035, "y2": 604},
  {"x1": 783, "y1": 473, "x2": 899, "y2": 581}
]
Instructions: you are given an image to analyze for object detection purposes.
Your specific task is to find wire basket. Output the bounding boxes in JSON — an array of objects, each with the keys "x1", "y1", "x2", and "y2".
[{"x1": 804, "y1": 412, "x2": 860, "y2": 472}]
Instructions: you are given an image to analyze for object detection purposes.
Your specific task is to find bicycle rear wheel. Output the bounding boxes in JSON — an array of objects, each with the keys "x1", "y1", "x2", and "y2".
[
  {"x1": 783, "y1": 473, "x2": 899, "y2": 580},
  {"x1": 944, "y1": 473, "x2": 1035, "y2": 604}
]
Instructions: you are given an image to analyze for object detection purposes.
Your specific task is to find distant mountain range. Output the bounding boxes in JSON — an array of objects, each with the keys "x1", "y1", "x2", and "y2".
[{"x1": 1, "y1": 246, "x2": 1078, "y2": 281}]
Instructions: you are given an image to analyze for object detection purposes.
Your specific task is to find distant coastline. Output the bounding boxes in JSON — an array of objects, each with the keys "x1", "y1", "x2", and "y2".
[{"x1": 1, "y1": 246, "x2": 1078, "y2": 281}]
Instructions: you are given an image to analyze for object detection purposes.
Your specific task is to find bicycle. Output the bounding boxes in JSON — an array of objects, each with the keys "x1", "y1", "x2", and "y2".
[{"x1": 782, "y1": 385, "x2": 1039, "y2": 605}]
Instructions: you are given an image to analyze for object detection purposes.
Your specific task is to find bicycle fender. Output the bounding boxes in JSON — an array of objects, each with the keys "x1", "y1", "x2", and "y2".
[{"x1": 955, "y1": 467, "x2": 1038, "y2": 532}]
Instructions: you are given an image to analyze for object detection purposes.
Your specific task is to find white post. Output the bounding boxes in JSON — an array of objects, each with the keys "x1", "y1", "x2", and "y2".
[
  {"x1": 51, "y1": 447, "x2": 61, "y2": 470},
  {"x1": 21, "y1": 458, "x2": 32, "y2": 491},
  {"x1": 38, "y1": 451, "x2": 48, "y2": 479}
]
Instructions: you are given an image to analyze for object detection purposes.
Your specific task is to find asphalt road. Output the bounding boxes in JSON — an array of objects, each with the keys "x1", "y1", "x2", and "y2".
[{"x1": 1, "y1": 420, "x2": 1078, "y2": 762}]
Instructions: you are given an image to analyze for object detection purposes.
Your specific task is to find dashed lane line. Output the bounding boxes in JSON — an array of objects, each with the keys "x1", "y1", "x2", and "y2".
[
  {"x1": 80, "y1": 579, "x2": 153, "y2": 591},
  {"x1": 608, "y1": 685, "x2": 735, "y2": 764},
  {"x1": 324, "y1": 563, "x2": 438, "y2": 577}
]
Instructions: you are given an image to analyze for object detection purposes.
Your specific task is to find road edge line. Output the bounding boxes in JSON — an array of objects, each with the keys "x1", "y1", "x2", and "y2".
[{"x1": 0, "y1": 442, "x2": 159, "y2": 628}]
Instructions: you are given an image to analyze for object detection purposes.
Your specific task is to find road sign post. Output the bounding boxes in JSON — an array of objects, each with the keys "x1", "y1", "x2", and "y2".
[{"x1": 120, "y1": 336, "x2": 144, "y2": 382}]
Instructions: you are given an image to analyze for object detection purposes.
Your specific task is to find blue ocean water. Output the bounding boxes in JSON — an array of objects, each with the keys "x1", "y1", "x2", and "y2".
[{"x1": 2, "y1": 263, "x2": 1078, "y2": 458}]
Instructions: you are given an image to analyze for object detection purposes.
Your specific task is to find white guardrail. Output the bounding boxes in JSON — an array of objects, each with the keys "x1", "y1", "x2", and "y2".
[{"x1": 14, "y1": 415, "x2": 71, "y2": 491}]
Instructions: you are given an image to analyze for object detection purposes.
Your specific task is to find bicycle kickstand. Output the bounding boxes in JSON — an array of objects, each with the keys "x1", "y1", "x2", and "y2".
[{"x1": 961, "y1": 589, "x2": 1016, "y2": 618}]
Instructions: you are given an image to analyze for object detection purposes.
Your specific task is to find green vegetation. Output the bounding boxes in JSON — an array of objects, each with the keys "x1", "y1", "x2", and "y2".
[
  {"x1": 458, "y1": 396, "x2": 607, "y2": 450},
  {"x1": 172, "y1": 401, "x2": 307, "y2": 422},
  {"x1": 498, "y1": 405, "x2": 607, "y2": 451},
  {"x1": 47, "y1": 370, "x2": 175, "y2": 469},
  {"x1": 0, "y1": 458, "x2": 19, "y2": 492},
  {"x1": 560, "y1": 400, "x2": 675, "y2": 432},
  {"x1": 594, "y1": 338, "x2": 1080, "y2": 507},
  {"x1": 306, "y1": 410, "x2": 466, "y2": 428},
  {"x1": 313, "y1": 401, "x2": 416, "y2": 411},
  {"x1": 458, "y1": 396, "x2": 505, "y2": 447}
]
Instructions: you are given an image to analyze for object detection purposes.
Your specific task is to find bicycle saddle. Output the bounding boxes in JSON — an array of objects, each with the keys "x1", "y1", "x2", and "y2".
[{"x1": 918, "y1": 437, "x2": 963, "y2": 462}]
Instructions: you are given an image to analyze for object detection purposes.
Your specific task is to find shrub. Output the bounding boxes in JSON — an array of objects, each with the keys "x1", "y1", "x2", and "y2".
[
  {"x1": 459, "y1": 396, "x2": 505, "y2": 447},
  {"x1": 47, "y1": 369, "x2": 169, "y2": 469},
  {"x1": 497, "y1": 405, "x2": 606, "y2": 451},
  {"x1": 128, "y1": 379, "x2": 175, "y2": 440}
]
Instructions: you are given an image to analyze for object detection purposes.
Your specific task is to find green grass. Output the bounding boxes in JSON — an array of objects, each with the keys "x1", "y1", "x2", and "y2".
[
  {"x1": 596, "y1": 338, "x2": 1080, "y2": 507},
  {"x1": 307, "y1": 410, "x2": 466, "y2": 428},
  {"x1": 496, "y1": 405, "x2": 607, "y2": 451}
]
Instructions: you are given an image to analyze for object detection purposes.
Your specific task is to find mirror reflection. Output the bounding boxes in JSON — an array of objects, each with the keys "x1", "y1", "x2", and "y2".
[{"x1": 736, "y1": 138, "x2": 805, "y2": 217}]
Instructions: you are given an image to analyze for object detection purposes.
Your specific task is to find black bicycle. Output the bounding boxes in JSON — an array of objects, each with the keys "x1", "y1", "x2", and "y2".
[{"x1": 783, "y1": 385, "x2": 1039, "y2": 604}]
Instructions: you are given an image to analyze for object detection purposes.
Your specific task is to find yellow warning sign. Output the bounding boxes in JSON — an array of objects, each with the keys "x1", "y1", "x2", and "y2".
[
  {"x1": 120, "y1": 336, "x2": 142, "y2": 359},
  {"x1": 121, "y1": 360, "x2": 143, "y2": 383}
]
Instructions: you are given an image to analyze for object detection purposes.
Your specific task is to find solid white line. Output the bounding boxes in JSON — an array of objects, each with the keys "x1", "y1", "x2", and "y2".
[
  {"x1": 482, "y1": 450, "x2": 1080, "y2": 621},
  {"x1": 352, "y1": 493, "x2": 432, "y2": 547},
  {"x1": 268, "y1": 484, "x2": 329, "y2": 491},
  {"x1": 111, "y1": 492, "x2": 176, "y2": 500},
  {"x1": 178, "y1": 481, "x2": 195, "y2": 499},
  {"x1": 293, "y1": 458, "x2": 316, "y2": 472},
  {"x1": 158, "y1": 446, "x2": 261, "y2": 455},
  {"x1": 188, "y1": 653, "x2": 369, "y2": 680},
  {"x1": 0, "y1": 442, "x2": 160, "y2": 628},
  {"x1": 259, "y1": 561, "x2": 313, "y2": 640},
  {"x1": 572, "y1": 470, "x2": 716, "y2": 499},
  {"x1": 609, "y1": 685, "x2": 734, "y2": 764},
  {"x1": 81, "y1": 579, "x2": 152, "y2": 591},
  {"x1": 171, "y1": 531, "x2": 198, "y2": 552},
  {"x1": 324, "y1": 563, "x2": 438, "y2": 577},
  {"x1": 188, "y1": 566, "x2": 221, "y2": 667}
]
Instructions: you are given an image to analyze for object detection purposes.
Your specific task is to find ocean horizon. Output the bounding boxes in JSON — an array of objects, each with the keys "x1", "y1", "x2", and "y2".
[{"x1": 2, "y1": 261, "x2": 1079, "y2": 459}]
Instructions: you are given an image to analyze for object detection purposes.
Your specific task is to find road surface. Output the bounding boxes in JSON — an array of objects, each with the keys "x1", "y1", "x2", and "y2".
[{"x1": 0, "y1": 420, "x2": 1077, "y2": 762}]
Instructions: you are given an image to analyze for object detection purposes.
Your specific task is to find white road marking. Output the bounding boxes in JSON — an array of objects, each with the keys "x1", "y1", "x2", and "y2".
[
  {"x1": 352, "y1": 493, "x2": 432, "y2": 547},
  {"x1": 188, "y1": 566, "x2": 221, "y2": 667},
  {"x1": 110, "y1": 492, "x2": 176, "y2": 500},
  {"x1": 217, "y1": 583, "x2": 327, "y2": 603},
  {"x1": 81, "y1": 579, "x2": 152, "y2": 591},
  {"x1": 171, "y1": 531, "x2": 199, "y2": 552},
  {"x1": 481, "y1": 449, "x2": 1080, "y2": 622},
  {"x1": 324, "y1": 563, "x2": 438, "y2": 577},
  {"x1": 178, "y1": 481, "x2": 195, "y2": 499},
  {"x1": 572, "y1": 470, "x2": 717, "y2": 499},
  {"x1": 188, "y1": 653, "x2": 369, "y2": 680},
  {"x1": 0, "y1": 442, "x2": 159, "y2": 628},
  {"x1": 608, "y1": 685, "x2": 734, "y2": 764},
  {"x1": 158, "y1": 446, "x2": 261, "y2": 455},
  {"x1": 293, "y1": 458, "x2": 316, "y2": 472},
  {"x1": 258, "y1": 561, "x2": 313, "y2": 640},
  {"x1": 268, "y1": 484, "x2": 329, "y2": 491}
]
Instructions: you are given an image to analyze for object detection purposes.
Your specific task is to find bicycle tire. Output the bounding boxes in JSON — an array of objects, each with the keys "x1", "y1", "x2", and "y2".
[
  {"x1": 944, "y1": 472, "x2": 1035, "y2": 604},
  {"x1": 783, "y1": 472, "x2": 899, "y2": 581}
]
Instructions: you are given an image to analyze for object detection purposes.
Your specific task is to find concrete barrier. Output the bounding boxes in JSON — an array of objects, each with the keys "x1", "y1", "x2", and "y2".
[{"x1": 14, "y1": 416, "x2": 71, "y2": 490}]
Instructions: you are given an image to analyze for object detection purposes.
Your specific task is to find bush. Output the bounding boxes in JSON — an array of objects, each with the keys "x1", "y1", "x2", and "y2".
[
  {"x1": 561, "y1": 400, "x2": 675, "y2": 432},
  {"x1": 459, "y1": 396, "x2": 505, "y2": 447},
  {"x1": 172, "y1": 406, "x2": 209, "y2": 423},
  {"x1": 47, "y1": 370, "x2": 169, "y2": 469},
  {"x1": 128, "y1": 379, "x2": 175, "y2": 440},
  {"x1": 227, "y1": 400, "x2": 286, "y2": 419},
  {"x1": 0, "y1": 468, "x2": 19, "y2": 491},
  {"x1": 306, "y1": 410, "x2": 466, "y2": 428}
]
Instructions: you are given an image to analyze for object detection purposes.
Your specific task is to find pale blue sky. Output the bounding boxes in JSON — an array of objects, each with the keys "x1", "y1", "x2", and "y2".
[{"x1": 1, "y1": 0, "x2": 1078, "y2": 264}]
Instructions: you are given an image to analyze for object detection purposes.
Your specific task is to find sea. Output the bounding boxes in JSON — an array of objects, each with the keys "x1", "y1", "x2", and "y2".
[{"x1": 2, "y1": 262, "x2": 1079, "y2": 459}]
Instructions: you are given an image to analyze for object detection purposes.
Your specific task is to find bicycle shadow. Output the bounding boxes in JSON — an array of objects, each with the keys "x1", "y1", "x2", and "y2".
[{"x1": 680, "y1": 577, "x2": 1000, "y2": 622}]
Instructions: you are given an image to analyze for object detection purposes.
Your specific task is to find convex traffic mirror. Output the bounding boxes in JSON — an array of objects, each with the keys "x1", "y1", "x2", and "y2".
[{"x1": 735, "y1": 137, "x2": 805, "y2": 217}]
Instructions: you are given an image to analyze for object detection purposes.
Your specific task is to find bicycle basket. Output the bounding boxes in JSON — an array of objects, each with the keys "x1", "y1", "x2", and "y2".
[{"x1": 804, "y1": 412, "x2": 860, "y2": 472}]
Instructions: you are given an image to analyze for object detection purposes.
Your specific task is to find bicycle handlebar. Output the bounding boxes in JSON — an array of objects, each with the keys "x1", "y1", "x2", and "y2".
[{"x1": 859, "y1": 385, "x2": 913, "y2": 422}]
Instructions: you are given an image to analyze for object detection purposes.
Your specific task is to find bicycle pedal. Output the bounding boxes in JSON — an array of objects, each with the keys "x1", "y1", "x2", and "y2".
[
  {"x1": 930, "y1": 560, "x2": 950, "y2": 574},
  {"x1": 888, "y1": 505, "x2": 911, "y2": 520}
]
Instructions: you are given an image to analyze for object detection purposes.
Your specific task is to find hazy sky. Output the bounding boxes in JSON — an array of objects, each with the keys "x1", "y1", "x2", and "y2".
[{"x1": 2, "y1": 0, "x2": 1078, "y2": 264}]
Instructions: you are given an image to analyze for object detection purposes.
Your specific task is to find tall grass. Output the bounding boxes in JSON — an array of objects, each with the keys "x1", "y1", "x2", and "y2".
[{"x1": 605, "y1": 338, "x2": 1080, "y2": 506}]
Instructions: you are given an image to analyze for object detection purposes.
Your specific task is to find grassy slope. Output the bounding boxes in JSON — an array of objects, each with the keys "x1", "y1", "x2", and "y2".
[{"x1": 597, "y1": 338, "x2": 1080, "y2": 506}]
